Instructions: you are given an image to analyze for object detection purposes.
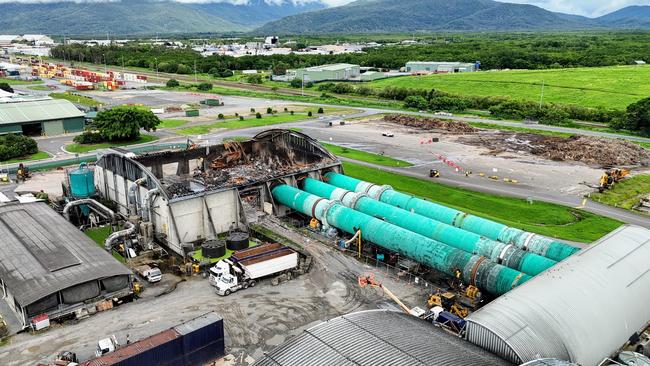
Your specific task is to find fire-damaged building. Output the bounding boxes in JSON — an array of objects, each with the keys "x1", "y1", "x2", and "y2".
[{"x1": 94, "y1": 129, "x2": 342, "y2": 256}]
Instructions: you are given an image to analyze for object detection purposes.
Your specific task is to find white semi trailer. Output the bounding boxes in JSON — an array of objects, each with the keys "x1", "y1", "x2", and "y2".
[{"x1": 209, "y1": 243, "x2": 299, "y2": 296}]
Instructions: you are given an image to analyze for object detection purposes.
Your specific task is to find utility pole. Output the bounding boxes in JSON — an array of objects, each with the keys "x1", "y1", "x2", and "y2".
[
  {"x1": 103, "y1": 53, "x2": 107, "y2": 74},
  {"x1": 154, "y1": 57, "x2": 159, "y2": 79},
  {"x1": 539, "y1": 80, "x2": 545, "y2": 108},
  {"x1": 194, "y1": 60, "x2": 197, "y2": 83}
]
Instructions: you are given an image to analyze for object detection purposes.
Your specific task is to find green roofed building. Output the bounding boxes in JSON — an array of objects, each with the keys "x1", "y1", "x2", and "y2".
[
  {"x1": 0, "y1": 99, "x2": 85, "y2": 136},
  {"x1": 286, "y1": 63, "x2": 361, "y2": 82}
]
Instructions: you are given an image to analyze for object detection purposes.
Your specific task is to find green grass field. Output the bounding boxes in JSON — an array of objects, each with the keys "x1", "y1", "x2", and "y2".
[
  {"x1": 322, "y1": 143, "x2": 412, "y2": 167},
  {"x1": 371, "y1": 65, "x2": 650, "y2": 110},
  {"x1": 176, "y1": 113, "x2": 312, "y2": 135},
  {"x1": 66, "y1": 135, "x2": 158, "y2": 153},
  {"x1": 591, "y1": 174, "x2": 650, "y2": 212},
  {"x1": 342, "y1": 161, "x2": 622, "y2": 242},
  {"x1": 0, "y1": 151, "x2": 50, "y2": 164},
  {"x1": 0, "y1": 78, "x2": 43, "y2": 85},
  {"x1": 85, "y1": 226, "x2": 125, "y2": 263},
  {"x1": 159, "y1": 119, "x2": 188, "y2": 129},
  {"x1": 50, "y1": 92, "x2": 102, "y2": 107}
]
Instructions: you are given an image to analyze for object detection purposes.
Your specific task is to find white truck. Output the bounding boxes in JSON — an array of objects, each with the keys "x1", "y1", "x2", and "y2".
[
  {"x1": 134, "y1": 265, "x2": 162, "y2": 283},
  {"x1": 209, "y1": 243, "x2": 299, "y2": 296}
]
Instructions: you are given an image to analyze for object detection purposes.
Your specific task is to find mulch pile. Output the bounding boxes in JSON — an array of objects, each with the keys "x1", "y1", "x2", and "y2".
[{"x1": 384, "y1": 114, "x2": 477, "y2": 134}]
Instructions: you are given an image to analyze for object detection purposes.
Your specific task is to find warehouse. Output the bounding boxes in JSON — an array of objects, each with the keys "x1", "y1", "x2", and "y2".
[
  {"x1": 465, "y1": 225, "x2": 650, "y2": 365},
  {"x1": 285, "y1": 63, "x2": 360, "y2": 82},
  {"x1": 94, "y1": 129, "x2": 341, "y2": 257},
  {"x1": 253, "y1": 309, "x2": 512, "y2": 366},
  {"x1": 0, "y1": 202, "x2": 132, "y2": 329},
  {"x1": 405, "y1": 61, "x2": 477, "y2": 73},
  {"x1": 0, "y1": 99, "x2": 85, "y2": 136}
]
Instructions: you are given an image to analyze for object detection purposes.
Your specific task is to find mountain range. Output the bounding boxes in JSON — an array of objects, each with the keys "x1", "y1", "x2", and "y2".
[{"x1": 2, "y1": 0, "x2": 650, "y2": 35}]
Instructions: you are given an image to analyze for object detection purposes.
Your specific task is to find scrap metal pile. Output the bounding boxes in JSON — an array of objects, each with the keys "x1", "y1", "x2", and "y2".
[
  {"x1": 384, "y1": 114, "x2": 478, "y2": 134},
  {"x1": 460, "y1": 132, "x2": 650, "y2": 167}
]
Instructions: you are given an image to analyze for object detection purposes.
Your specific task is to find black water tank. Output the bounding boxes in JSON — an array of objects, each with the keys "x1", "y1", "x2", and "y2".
[
  {"x1": 226, "y1": 232, "x2": 249, "y2": 251},
  {"x1": 202, "y1": 239, "x2": 226, "y2": 258}
]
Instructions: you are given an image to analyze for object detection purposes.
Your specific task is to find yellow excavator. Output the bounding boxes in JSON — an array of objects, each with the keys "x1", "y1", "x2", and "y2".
[
  {"x1": 427, "y1": 285, "x2": 481, "y2": 319},
  {"x1": 599, "y1": 168, "x2": 630, "y2": 193}
]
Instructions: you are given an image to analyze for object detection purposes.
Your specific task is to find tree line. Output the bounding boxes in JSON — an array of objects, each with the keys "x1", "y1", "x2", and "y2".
[{"x1": 51, "y1": 32, "x2": 650, "y2": 76}]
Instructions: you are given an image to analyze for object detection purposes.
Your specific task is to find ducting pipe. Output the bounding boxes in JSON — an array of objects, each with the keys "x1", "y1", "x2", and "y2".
[
  {"x1": 142, "y1": 188, "x2": 160, "y2": 222},
  {"x1": 104, "y1": 221, "x2": 136, "y2": 251},
  {"x1": 272, "y1": 184, "x2": 530, "y2": 296},
  {"x1": 128, "y1": 178, "x2": 147, "y2": 216},
  {"x1": 302, "y1": 178, "x2": 556, "y2": 276},
  {"x1": 323, "y1": 172, "x2": 579, "y2": 262},
  {"x1": 63, "y1": 198, "x2": 116, "y2": 223}
]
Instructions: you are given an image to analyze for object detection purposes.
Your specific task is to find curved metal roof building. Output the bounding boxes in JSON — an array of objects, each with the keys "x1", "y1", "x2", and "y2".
[
  {"x1": 254, "y1": 309, "x2": 512, "y2": 366},
  {"x1": 465, "y1": 225, "x2": 650, "y2": 366},
  {"x1": 0, "y1": 202, "x2": 132, "y2": 328}
]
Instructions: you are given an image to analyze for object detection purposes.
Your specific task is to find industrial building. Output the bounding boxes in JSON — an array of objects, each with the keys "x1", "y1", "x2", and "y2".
[
  {"x1": 0, "y1": 202, "x2": 132, "y2": 329},
  {"x1": 254, "y1": 309, "x2": 511, "y2": 366},
  {"x1": 93, "y1": 130, "x2": 341, "y2": 257},
  {"x1": 0, "y1": 99, "x2": 85, "y2": 136},
  {"x1": 405, "y1": 61, "x2": 478, "y2": 73},
  {"x1": 465, "y1": 225, "x2": 650, "y2": 365},
  {"x1": 284, "y1": 63, "x2": 360, "y2": 82}
]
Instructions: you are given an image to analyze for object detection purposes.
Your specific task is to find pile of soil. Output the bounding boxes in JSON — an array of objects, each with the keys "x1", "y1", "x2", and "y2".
[
  {"x1": 384, "y1": 114, "x2": 477, "y2": 134},
  {"x1": 459, "y1": 132, "x2": 650, "y2": 167}
]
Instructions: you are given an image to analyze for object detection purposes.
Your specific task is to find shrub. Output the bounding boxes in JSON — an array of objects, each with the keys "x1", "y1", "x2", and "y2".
[
  {"x1": 307, "y1": 111, "x2": 313, "y2": 117},
  {"x1": 428, "y1": 96, "x2": 469, "y2": 112},
  {"x1": 331, "y1": 83, "x2": 355, "y2": 94},
  {"x1": 0, "y1": 134, "x2": 38, "y2": 161},
  {"x1": 290, "y1": 78, "x2": 302, "y2": 88},
  {"x1": 73, "y1": 131, "x2": 105, "y2": 144},
  {"x1": 404, "y1": 95, "x2": 428, "y2": 110},
  {"x1": 239, "y1": 116, "x2": 244, "y2": 121},
  {"x1": 197, "y1": 82, "x2": 212, "y2": 91},
  {"x1": 235, "y1": 112, "x2": 239, "y2": 117},
  {"x1": 246, "y1": 74, "x2": 263, "y2": 84},
  {"x1": 284, "y1": 107, "x2": 288, "y2": 112},
  {"x1": 256, "y1": 112, "x2": 262, "y2": 119},
  {"x1": 267, "y1": 107, "x2": 273, "y2": 114},
  {"x1": 218, "y1": 113, "x2": 224, "y2": 119},
  {"x1": 250, "y1": 108, "x2": 255, "y2": 112},
  {"x1": 317, "y1": 107, "x2": 324, "y2": 114},
  {"x1": 317, "y1": 82, "x2": 335, "y2": 91},
  {"x1": 165, "y1": 79, "x2": 179, "y2": 88},
  {"x1": 290, "y1": 111, "x2": 294, "y2": 115}
]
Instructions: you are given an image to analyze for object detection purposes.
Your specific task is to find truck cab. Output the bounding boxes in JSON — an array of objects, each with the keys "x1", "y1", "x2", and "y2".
[
  {"x1": 209, "y1": 260, "x2": 231, "y2": 286},
  {"x1": 215, "y1": 273, "x2": 240, "y2": 296},
  {"x1": 95, "y1": 337, "x2": 117, "y2": 357}
]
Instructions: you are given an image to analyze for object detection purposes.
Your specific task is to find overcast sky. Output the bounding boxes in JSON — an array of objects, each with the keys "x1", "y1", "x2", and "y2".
[{"x1": 0, "y1": 0, "x2": 648, "y2": 17}]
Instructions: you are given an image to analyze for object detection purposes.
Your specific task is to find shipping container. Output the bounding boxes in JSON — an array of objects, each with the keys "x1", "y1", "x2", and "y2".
[{"x1": 185, "y1": 110, "x2": 199, "y2": 117}]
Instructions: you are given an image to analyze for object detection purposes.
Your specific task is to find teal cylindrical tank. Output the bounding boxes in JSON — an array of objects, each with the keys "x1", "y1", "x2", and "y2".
[{"x1": 69, "y1": 162, "x2": 96, "y2": 199}]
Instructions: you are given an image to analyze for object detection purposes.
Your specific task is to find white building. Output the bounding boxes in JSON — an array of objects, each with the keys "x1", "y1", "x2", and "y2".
[{"x1": 20, "y1": 35, "x2": 55, "y2": 46}]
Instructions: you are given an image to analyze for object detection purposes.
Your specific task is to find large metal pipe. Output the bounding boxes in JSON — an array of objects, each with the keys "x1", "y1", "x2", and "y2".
[
  {"x1": 104, "y1": 221, "x2": 136, "y2": 251},
  {"x1": 272, "y1": 184, "x2": 530, "y2": 296},
  {"x1": 63, "y1": 198, "x2": 116, "y2": 223},
  {"x1": 128, "y1": 178, "x2": 147, "y2": 216},
  {"x1": 323, "y1": 172, "x2": 579, "y2": 262},
  {"x1": 142, "y1": 188, "x2": 160, "y2": 222},
  {"x1": 302, "y1": 178, "x2": 556, "y2": 276}
]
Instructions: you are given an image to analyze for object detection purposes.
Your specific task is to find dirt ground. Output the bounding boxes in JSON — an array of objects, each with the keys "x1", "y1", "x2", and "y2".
[
  {"x1": 313, "y1": 119, "x2": 622, "y2": 195},
  {"x1": 0, "y1": 220, "x2": 429, "y2": 366}
]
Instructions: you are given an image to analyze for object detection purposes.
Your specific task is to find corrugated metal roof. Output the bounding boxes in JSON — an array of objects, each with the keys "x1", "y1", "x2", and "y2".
[
  {"x1": 465, "y1": 225, "x2": 650, "y2": 366},
  {"x1": 254, "y1": 309, "x2": 512, "y2": 366},
  {"x1": 173, "y1": 312, "x2": 223, "y2": 336},
  {"x1": 0, "y1": 99, "x2": 84, "y2": 125},
  {"x1": 304, "y1": 63, "x2": 358, "y2": 72},
  {"x1": 81, "y1": 329, "x2": 180, "y2": 366},
  {"x1": 0, "y1": 202, "x2": 132, "y2": 306}
]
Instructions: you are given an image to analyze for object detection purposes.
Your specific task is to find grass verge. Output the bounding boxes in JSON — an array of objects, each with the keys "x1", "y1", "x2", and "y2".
[
  {"x1": 65, "y1": 135, "x2": 158, "y2": 153},
  {"x1": 322, "y1": 143, "x2": 412, "y2": 167},
  {"x1": 27, "y1": 85, "x2": 52, "y2": 91},
  {"x1": 0, "y1": 78, "x2": 43, "y2": 85},
  {"x1": 50, "y1": 92, "x2": 102, "y2": 107},
  {"x1": 176, "y1": 113, "x2": 311, "y2": 135},
  {"x1": 0, "y1": 151, "x2": 50, "y2": 164},
  {"x1": 342, "y1": 161, "x2": 622, "y2": 242},
  {"x1": 85, "y1": 226, "x2": 125, "y2": 263},
  {"x1": 159, "y1": 119, "x2": 188, "y2": 129},
  {"x1": 591, "y1": 174, "x2": 650, "y2": 212}
]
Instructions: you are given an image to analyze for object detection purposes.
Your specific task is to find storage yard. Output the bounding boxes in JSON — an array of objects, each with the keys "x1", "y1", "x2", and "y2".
[{"x1": 0, "y1": 75, "x2": 649, "y2": 366}]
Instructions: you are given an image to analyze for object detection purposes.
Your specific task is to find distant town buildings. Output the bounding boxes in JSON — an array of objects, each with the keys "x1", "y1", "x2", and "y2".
[{"x1": 0, "y1": 34, "x2": 55, "y2": 57}]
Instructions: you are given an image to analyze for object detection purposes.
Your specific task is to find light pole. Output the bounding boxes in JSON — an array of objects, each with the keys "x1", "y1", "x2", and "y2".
[
  {"x1": 103, "y1": 54, "x2": 107, "y2": 74},
  {"x1": 154, "y1": 57, "x2": 159, "y2": 79}
]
